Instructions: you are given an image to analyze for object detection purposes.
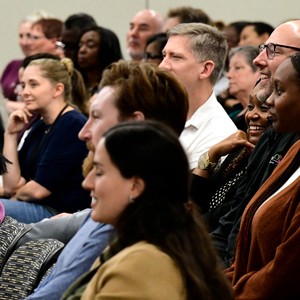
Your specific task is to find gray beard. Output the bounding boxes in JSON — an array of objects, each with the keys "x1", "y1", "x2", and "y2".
[{"x1": 127, "y1": 48, "x2": 144, "y2": 61}]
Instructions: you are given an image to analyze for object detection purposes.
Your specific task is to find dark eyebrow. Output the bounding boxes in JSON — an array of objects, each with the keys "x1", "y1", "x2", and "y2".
[{"x1": 129, "y1": 22, "x2": 150, "y2": 28}]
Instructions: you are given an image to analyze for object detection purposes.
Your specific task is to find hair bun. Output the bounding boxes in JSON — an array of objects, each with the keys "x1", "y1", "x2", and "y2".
[{"x1": 61, "y1": 58, "x2": 74, "y2": 76}]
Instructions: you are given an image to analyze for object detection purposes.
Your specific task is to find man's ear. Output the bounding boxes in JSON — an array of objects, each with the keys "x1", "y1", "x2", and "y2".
[
  {"x1": 131, "y1": 176, "x2": 145, "y2": 199},
  {"x1": 199, "y1": 60, "x2": 214, "y2": 80},
  {"x1": 130, "y1": 111, "x2": 145, "y2": 121},
  {"x1": 53, "y1": 83, "x2": 64, "y2": 98}
]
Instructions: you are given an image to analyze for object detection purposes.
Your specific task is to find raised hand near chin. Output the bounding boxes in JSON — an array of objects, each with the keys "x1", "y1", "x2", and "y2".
[
  {"x1": 208, "y1": 130, "x2": 255, "y2": 163},
  {"x1": 6, "y1": 108, "x2": 33, "y2": 134}
]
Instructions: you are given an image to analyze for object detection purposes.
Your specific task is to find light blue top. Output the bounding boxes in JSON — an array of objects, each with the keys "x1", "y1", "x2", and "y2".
[{"x1": 24, "y1": 214, "x2": 114, "y2": 300}]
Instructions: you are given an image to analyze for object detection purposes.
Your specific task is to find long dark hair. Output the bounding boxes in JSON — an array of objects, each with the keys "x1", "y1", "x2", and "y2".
[
  {"x1": 103, "y1": 121, "x2": 233, "y2": 300},
  {"x1": 75, "y1": 26, "x2": 123, "y2": 83}
]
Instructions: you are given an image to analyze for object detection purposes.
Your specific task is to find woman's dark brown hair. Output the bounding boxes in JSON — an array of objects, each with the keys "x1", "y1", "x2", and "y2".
[{"x1": 103, "y1": 121, "x2": 234, "y2": 300}]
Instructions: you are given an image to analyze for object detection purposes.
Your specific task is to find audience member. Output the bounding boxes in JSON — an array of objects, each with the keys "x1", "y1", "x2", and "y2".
[
  {"x1": 61, "y1": 121, "x2": 233, "y2": 300},
  {"x1": 165, "y1": 6, "x2": 212, "y2": 32},
  {"x1": 215, "y1": 21, "x2": 251, "y2": 96},
  {"x1": 226, "y1": 51, "x2": 300, "y2": 300},
  {"x1": 225, "y1": 45, "x2": 260, "y2": 130},
  {"x1": 1, "y1": 58, "x2": 90, "y2": 223},
  {"x1": 127, "y1": 10, "x2": 164, "y2": 61},
  {"x1": 222, "y1": 21, "x2": 251, "y2": 55},
  {"x1": 211, "y1": 20, "x2": 300, "y2": 267},
  {"x1": 160, "y1": 23, "x2": 237, "y2": 168},
  {"x1": 239, "y1": 21, "x2": 274, "y2": 46},
  {"x1": 20, "y1": 61, "x2": 189, "y2": 300},
  {"x1": 16, "y1": 53, "x2": 88, "y2": 149},
  {"x1": 16, "y1": 53, "x2": 61, "y2": 147},
  {"x1": 143, "y1": 33, "x2": 167, "y2": 65},
  {"x1": 75, "y1": 26, "x2": 123, "y2": 98},
  {"x1": 62, "y1": 13, "x2": 97, "y2": 62},
  {"x1": 0, "y1": 11, "x2": 52, "y2": 122},
  {"x1": 30, "y1": 18, "x2": 63, "y2": 57},
  {"x1": 191, "y1": 83, "x2": 270, "y2": 231}
]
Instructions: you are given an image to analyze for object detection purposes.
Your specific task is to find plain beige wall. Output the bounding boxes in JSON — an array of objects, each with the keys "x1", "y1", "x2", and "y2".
[{"x1": 0, "y1": 0, "x2": 299, "y2": 75}]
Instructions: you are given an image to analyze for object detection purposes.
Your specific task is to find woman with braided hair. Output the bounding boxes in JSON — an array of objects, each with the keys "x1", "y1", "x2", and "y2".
[
  {"x1": 225, "y1": 52, "x2": 300, "y2": 299},
  {"x1": 1, "y1": 58, "x2": 90, "y2": 223}
]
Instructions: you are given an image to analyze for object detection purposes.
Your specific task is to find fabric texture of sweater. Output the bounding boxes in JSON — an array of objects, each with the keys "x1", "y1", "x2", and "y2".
[{"x1": 226, "y1": 139, "x2": 300, "y2": 300}]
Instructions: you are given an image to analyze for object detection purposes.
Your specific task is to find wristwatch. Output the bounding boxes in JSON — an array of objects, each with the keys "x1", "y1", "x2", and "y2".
[{"x1": 198, "y1": 151, "x2": 218, "y2": 172}]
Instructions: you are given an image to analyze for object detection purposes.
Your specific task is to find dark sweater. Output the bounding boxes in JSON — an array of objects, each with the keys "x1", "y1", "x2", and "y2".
[{"x1": 210, "y1": 127, "x2": 299, "y2": 267}]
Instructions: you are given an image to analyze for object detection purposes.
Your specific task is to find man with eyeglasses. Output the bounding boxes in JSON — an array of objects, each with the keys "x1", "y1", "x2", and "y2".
[
  {"x1": 254, "y1": 21, "x2": 300, "y2": 103},
  {"x1": 30, "y1": 18, "x2": 64, "y2": 58},
  {"x1": 211, "y1": 20, "x2": 300, "y2": 267}
]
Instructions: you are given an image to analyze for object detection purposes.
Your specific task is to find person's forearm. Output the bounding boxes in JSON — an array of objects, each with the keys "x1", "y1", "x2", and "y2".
[
  {"x1": 15, "y1": 180, "x2": 51, "y2": 201},
  {"x1": 2, "y1": 131, "x2": 24, "y2": 195}
]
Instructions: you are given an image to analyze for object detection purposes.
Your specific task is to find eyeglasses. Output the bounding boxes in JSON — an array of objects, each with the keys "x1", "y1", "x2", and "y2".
[
  {"x1": 55, "y1": 41, "x2": 65, "y2": 49},
  {"x1": 29, "y1": 35, "x2": 46, "y2": 41},
  {"x1": 259, "y1": 43, "x2": 300, "y2": 59},
  {"x1": 144, "y1": 52, "x2": 163, "y2": 61}
]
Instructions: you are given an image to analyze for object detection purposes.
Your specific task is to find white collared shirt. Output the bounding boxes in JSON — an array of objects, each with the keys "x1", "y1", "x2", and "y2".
[{"x1": 180, "y1": 92, "x2": 237, "y2": 169}]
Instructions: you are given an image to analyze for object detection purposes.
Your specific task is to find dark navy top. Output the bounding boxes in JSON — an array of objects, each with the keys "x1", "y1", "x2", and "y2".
[{"x1": 18, "y1": 110, "x2": 90, "y2": 213}]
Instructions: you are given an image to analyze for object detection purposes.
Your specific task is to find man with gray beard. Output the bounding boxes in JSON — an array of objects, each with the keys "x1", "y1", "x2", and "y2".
[{"x1": 126, "y1": 10, "x2": 164, "y2": 61}]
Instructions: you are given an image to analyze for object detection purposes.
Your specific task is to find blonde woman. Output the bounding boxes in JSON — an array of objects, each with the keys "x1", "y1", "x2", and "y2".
[{"x1": 1, "y1": 58, "x2": 90, "y2": 223}]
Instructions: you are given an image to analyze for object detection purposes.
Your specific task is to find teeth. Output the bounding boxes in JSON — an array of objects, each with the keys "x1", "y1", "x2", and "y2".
[
  {"x1": 250, "y1": 126, "x2": 264, "y2": 130},
  {"x1": 261, "y1": 74, "x2": 269, "y2": 79},
  {"x1": 91, "y1": 197, "x2": 97, "y2": 204}
]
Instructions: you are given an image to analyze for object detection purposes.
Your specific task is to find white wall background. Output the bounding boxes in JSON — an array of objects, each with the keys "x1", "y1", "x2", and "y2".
[{"x1": 0, "y1": 0, "x2": 299, "y2": 74}]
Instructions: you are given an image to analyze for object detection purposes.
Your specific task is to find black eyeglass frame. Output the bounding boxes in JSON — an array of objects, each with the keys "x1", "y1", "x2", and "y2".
[{"x1": 258, "y1": 43, "x2": 300, "y2": 59}]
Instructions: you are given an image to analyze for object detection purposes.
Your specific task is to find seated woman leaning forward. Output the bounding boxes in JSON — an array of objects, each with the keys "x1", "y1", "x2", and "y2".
[
  {"x1": 225, "y1": 52, "x2": 300, "y2": 299},
  {"x1": 61, "y1": 121, "x2": 234, "y2": 300},
  {"x1": 1, "y1": 58, "x2": 90, "y2": 223}
]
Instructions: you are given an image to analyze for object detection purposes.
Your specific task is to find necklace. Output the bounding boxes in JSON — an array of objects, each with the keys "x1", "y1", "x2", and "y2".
[
  {"x1": 44, "y1": 104, "x2": 69, "y2": 134},
  {"x1": 45, "y1": 125, "x2": 51, "y2": 134}
]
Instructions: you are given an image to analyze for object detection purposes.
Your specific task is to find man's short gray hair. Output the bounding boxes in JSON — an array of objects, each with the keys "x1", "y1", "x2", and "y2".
[{"x1": 168, "y1": 23, "x2": 227, "y2": 84}]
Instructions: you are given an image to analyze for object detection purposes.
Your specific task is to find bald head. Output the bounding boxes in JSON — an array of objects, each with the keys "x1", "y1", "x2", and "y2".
[
  {"x1": 253, "y1": 20, "x2": 300, "y2": 102},
  {"x1": 126, "y1": 9, "x2": 164, "y2": 61}
]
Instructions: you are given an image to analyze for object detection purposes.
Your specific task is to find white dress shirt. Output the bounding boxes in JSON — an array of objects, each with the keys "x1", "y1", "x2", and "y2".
[{"x1": 180, "y1": 92, "x2": 237, "y2": 169}]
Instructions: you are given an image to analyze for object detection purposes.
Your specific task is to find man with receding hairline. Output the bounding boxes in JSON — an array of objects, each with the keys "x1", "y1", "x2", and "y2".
[{"x1": 126, "y1": 9, "x2": 164, "y2": 61}]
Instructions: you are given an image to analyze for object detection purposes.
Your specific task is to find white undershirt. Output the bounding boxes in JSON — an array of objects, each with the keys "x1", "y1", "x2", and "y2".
[{"x1": 256, "y1": 166, "x2": 300, "y2": 213}]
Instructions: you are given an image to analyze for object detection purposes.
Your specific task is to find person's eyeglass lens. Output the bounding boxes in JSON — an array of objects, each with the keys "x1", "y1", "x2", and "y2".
[{"x1": 259, "y1": 43, "x2": 300, "y2": 59}]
